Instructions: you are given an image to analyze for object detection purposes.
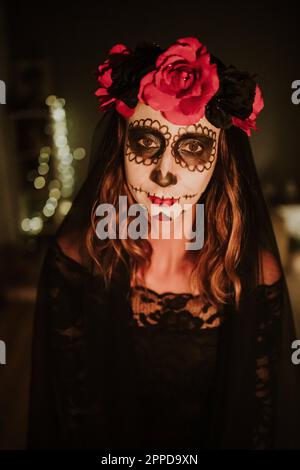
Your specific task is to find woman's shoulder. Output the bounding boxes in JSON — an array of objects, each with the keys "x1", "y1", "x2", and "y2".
[
  {"x1": 55, "y1": 233, "x2": 87, "y2": 266},
  {"x1": 46, "y1": 237, "x2": 90, "y2": 277},
  {"x1": 258, "y1": 249, "x2": 282, "y2": 286}
]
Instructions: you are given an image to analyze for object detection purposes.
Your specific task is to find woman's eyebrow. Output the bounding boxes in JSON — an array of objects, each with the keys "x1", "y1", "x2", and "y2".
[
  {"x1": 128, "y1": 125, "x2": 167, "y2": 140},
  {"x1": 129, "y1": 125, "x2": 162, "y2": 133},
  {"x1": 176, "y1": 132, "x2": 215, "y2": 143}
]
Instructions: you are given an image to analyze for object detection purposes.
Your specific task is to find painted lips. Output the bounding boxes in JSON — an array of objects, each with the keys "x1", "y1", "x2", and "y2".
[{"x1": 148, "y1": 195, "x2": 179, "y2": 206}]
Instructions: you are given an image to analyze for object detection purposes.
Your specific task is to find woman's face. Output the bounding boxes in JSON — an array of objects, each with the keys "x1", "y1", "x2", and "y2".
[{"x1": 124, "y1": 102, "x2": 220, "y2": 221}]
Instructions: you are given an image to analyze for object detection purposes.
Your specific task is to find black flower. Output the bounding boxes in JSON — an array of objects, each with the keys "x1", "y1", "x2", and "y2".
[
  {"x1": 96, "y1": 41, "x2": 163, "y2": 114},
  {"x1": 205, "y1": 55, "x2": 256, "y2": 129}
]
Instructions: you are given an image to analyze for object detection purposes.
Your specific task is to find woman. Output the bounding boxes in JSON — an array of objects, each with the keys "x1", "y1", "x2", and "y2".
[{"x1": 28, "y1": 37, "x2": 300, "y2": 449}]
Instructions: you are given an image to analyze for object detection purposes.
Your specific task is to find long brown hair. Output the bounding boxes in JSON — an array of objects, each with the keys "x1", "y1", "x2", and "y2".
[{"x1": 86, "y1": 114, "x2": 250, "y2": 309}]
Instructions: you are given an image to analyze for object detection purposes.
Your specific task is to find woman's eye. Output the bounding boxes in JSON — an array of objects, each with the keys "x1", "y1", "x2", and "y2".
[
  {"x1": 179, "y1": 140, "x2": 204, "y2": 155},
  {"x1": 138, "y1": 136, "x2": 159, "y2": 149},
  {"x1": 127, "y1": 128, "x2": 165, "y2": 159}
]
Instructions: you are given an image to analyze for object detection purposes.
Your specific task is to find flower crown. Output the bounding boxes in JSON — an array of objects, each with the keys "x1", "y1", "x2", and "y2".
[{"x1": 95, "y1": 37, "x2": 264, "y2": 137}]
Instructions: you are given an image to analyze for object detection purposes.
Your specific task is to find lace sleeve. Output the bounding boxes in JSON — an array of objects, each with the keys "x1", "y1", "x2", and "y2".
[
  {"x1": 28, "y1": 242, "x2": 89, "y2": 448},
  {"x1": 253, "y1": 279, "x2": 283, "y2": 449}
]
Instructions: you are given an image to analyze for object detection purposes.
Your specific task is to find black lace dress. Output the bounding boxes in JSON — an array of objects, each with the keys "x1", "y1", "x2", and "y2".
[
  {"x1": 27, "y1": 241, "x2": 300, "y2": 449},
  {"x1": 129, "y1": 285, "x2": 224, "y2": 449}
]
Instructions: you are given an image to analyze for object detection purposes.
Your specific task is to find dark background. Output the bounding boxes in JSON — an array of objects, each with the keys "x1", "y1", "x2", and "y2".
[
  {"x1": 0, "y1": 0, "x2": 299, "y2": 449},
  {"x1": 4, "y1": 0, "x2": 300, "y2": 177}
]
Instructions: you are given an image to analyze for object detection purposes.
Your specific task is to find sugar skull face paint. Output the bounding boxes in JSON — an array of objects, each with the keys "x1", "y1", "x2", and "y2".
[{"x1": 124, "y1": 102, "x2": 220, "y2": 221}]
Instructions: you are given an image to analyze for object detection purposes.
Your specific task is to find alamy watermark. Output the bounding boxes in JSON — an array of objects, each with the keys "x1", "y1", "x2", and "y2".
[
  {"x1": 291, "y1": 339, "x2": 300, "y2": 365},
  {"x1": 95, "y1": 197, "x2": 204, "y2": 250},
  {"x1": 291, "y1": 80, "x2": 300, "y2": 105},
  {"x1": 0, "y1": 79, "x2": 6, "y2": 104},
  {"x1": 0, "y1": 340, "x2": 6, "y2": 365}
]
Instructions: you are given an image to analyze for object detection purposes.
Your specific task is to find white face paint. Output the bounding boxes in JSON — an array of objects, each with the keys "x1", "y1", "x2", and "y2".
[{"x1": 124, "y1": 102, "x2": 220, "y2": 221}]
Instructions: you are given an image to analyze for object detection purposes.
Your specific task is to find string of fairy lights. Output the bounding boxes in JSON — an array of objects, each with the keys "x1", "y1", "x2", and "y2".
[{"x1": 21, "y1": 95, "x2": 86, "y2": 235}]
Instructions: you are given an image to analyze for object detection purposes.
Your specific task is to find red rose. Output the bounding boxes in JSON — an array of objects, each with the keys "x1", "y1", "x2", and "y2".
[
  {"x1": 137, "y1": 37, "x2": 219, "y2": 125},
  {"x1": 232, "y1": 85, "x2": 264, "y2": 136},
  {"x1": 95, "y1": 44, "x2": 135, "y2": 118}
]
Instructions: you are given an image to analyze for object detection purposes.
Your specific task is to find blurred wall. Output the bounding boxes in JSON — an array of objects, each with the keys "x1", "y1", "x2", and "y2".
[{"x1": 0, "y1": 4, "x2": 19, "y2": 243}]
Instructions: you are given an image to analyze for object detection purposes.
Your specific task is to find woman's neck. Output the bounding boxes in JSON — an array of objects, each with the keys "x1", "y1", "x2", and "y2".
[
  {"x1": 134, "y1": 209, "x2": 198, "y2": 294},
  {"x1": 149, "y1": 237, "x2": 191, "y2": 275},
  {"x1": 148, "y1": 205, "x2": 196, "y2": 274}
]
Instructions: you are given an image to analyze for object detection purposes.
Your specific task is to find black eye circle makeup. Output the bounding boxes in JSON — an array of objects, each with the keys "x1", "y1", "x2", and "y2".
[
  {"x1": 125, "y1": 119, "x2": 171, "y2": 166},
  {"x1": 171, "y1": 124, "x2": 217, "y2": 172},
  {"x1": 125, "y1": 119, "x2": 217, "y2": 172}
]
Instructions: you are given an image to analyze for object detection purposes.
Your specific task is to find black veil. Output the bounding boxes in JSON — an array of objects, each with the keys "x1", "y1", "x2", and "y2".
[{"x1": 27, "y1": 108, "x2": 300, "y2": 449}]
